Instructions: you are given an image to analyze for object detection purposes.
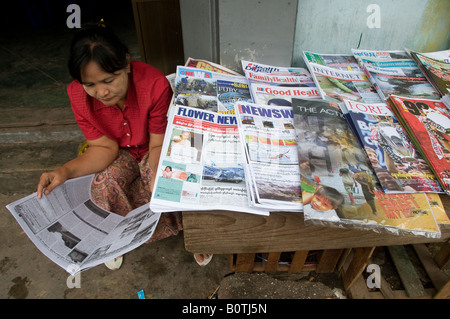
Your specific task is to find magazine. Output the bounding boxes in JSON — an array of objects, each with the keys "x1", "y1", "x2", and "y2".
[
  {"x1": 234, "y1": 101, "x2": 302, "y2": 211},
  {"x1": 352, "y1": 49, "x2": 441, "y2": 100},
  {"x1": 352, "y1": 49, "x2": 410, "y2": 60},
  {"x1": 173, "y1": 66, "x2": 252, "y2": 115},
  {"x1": 150, "y1": 104, "x2": 269, "y2": 215},
  {"x1": 6, "y1": 175, "x2": 160, "y2": 275},
  {"x1": 241, "y1": 60, "x2": 319, "y2": 102},
  {"x1": 292, "y1": 98, "x2": 441, "y2": 238},
  {"x1": 248, "y1": 82, "x2": 320, "y2": 106},
  {"x1": 408, "y1": 49, "x2": 450, "y2": 98},
  {"x1": 303, "y1": 61, "x2": 383, "y2": 104},
  {"x1": 303, "y1": 51, "x2": 362, "y2": 71},
  {"x1": 387, "y1": 95, "x2": 450, "y2": 195},
  {"x1": 341, "y1": 100, "x2": 443, "y2": 193},
  {"x1": 185, "y1": 57, "x2": 242, "y2": 76}
]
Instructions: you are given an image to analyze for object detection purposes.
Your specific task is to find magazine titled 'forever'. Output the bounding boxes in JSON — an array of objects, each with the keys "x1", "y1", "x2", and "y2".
[{"x1": 341, "y1": 99, "x2": 443, "y2": 194}]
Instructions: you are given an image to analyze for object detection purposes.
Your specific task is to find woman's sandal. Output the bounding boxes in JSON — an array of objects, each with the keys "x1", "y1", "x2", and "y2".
[
  {"x1": 194, "y1": 253, "x2": 213, "y2": 266},
  {"x1": 104, "y1": 256, "x2": 123, "y2": 270}
]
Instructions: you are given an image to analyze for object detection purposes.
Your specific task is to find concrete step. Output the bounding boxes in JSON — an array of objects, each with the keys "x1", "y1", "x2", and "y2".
[
  {"x1": 0, "y1": 140, "x2": 82, "y2": 193},
  {"x1": 0, "y1": 117, "x2": 84, "y2": 194}
]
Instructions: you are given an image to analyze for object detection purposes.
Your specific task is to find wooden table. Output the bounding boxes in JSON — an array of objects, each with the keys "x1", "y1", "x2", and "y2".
[{"x1": 182, "y1": 195, "x2": 450, "y2": 298}]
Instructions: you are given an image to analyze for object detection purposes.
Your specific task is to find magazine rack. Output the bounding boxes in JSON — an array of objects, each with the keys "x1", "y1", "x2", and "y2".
[{"x1": 182, "y1": 195, "x2": 450, "y2": 298}]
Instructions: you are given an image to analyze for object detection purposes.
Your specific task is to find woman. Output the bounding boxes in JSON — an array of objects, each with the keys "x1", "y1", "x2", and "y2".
[{"x1": 36, "y1": 22, "x2": 210, "y2": 268}]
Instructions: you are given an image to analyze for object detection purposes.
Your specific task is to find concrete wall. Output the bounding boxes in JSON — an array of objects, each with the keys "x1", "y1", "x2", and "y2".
[
  {"x1": 180, "y1": 0, "x2": 450, "y2": 71},
  {"x1": 180, "y1": 0, "x2": 298, "y2": 72},
  {"x1": 292, "y1": 0, "x2": 450, "y2": 67}
]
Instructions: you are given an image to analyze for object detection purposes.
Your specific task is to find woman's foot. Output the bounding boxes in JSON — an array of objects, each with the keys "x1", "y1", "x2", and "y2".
[
  {"x1": 104, "y1": 256, "x2": 123, "y2": 270},
  {"x1": 194, "y1": 253, "x2": 213, "y2": 266}
]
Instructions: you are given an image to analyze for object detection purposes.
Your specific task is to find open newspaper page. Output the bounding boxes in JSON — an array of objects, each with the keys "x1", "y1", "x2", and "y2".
[
  {"x1": 303, "y1": 51, "x2": 362, "y2": 71},
  {"x1": 292, "y1": 98, "x2": 441, "y2": 238},
  {"x1": 173, "y1": 66, "x2": 252, "y2": 115},
  {"x1": 6, "y1": 175, "x2": 160, "y2": 275},
  {"x1": 387, "y1": 95, "x2": 450, "y2": 195},
  {"x1": 150, "y1": 105, "x2": 269, "y2": 215},
  {"x1": 234, "y1": 102, "x2": 302, "y2": 211},
  {"x1": 341, "y1": 100, "x2": 443, "y2": 193},
  {"x1": 408, "y1": 49, "x2": 450, "y2": 98},
  {"x1": 352, "y1": 49, "x2": 441, "y2": 100},
  {"x1": 241, "y1": 60, "x2": 320, "y2": 102},
  {"x1": 303, "y1": 61, "x2": 383, "y2": 104}
]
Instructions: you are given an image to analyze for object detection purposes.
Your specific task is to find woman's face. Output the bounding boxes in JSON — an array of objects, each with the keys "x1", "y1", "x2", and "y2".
[{"x1": 81, "y1": 60, "x2": 130, "y2": 107}]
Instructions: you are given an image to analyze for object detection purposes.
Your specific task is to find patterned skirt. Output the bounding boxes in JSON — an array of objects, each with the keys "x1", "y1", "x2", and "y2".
[{"x1": 90, "y1": 149, "x2": 183, "y2": 243}]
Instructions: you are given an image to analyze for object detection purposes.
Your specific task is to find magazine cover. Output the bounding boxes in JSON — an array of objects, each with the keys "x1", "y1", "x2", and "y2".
[
  {"x1": 292, "y1": 98, "x2": 441, "y2": 237},
  {"x1": 173, "y1": 66, "x2": 252, "y2": 114},
  {"x1": 249, "y1": 82, "x2": 320, "y2": 106},
  {"x1": 241, "y1": 60, "x2": 319, "y2": 102},
  {"x1": 352, "y1": 49, "x2": 410, "y2": 60},
  {"x1": 303, "y1": 51, "x2": 362, "y2": 71},
  {"x1": 303, "y1": 61, "x2": 383, "y2": 104},
  {"x1": 387, "y1": 95, "x2": 450, "y2": 195},
  {"x1": 408, "y1": 50, "x2": 450, "y2": 97},
  {"x1": 185, "y1": 57, "x2": 242, "y2": 76},
  {"x1": 150, "y1": 104, "x2": 269, "y2": 215},
  {"x1": 234, "y1": 101, "x2": 302, "y2": 211},
  {"x1": 342, "y1": 100, "x2": 443, "y2": 193},
  {"x1": 352, "y1": 49, "x2": 441, "y2": 100}
]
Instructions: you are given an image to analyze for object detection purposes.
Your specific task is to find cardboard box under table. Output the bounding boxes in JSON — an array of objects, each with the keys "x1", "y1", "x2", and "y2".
[{"x1": 182, "y1": 195, "x2": 450, "y2": 299}]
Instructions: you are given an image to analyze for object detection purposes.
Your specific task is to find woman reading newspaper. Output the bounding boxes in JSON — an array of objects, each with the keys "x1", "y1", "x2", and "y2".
[{"x1": 36, "y1": 21, "x2": 212, "y2": 269}]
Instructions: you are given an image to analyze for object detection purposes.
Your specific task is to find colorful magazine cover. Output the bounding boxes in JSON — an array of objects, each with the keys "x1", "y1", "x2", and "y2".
[
  {"x1": 408, "y1": 50, "x2": 450, "y2": 97},
  {"x1": 292, "y1": 98, "x2": 441, "y2": 237},
  {"x1": 303, "y1": 51, "x2": 362, "y2": 71},
  {"x1": 387, "y1": 95, "x2": 450, "y2": 195},
  {"x1": 303, "y1": 61, "x2": 383, "y2": 104},
  {"x1": 173, "y1": 66, "x2": 252, "y2": 114},
  {"x1": 352, "y1": 49, "x2": 441, "y2": 100},
  {"x1": 341, "y1": 100, "x2": 443, "y2": 193}
]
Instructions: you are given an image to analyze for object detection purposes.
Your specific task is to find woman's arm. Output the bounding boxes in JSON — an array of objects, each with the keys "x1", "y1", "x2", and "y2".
[
  {"x1": 37, "y1": 135, "x2": 119, "y2": 198},
  {"x1": 147, "y1": 133, "x2": 165, "y2": 192}
]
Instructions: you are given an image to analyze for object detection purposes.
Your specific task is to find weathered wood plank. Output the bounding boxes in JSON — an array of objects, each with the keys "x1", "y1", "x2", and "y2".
[
  {"x1": 387, "y1": 245, "x2": 425, "y2": 298},
  {"x1": 182, "y1": 210, "x2": 450, "y2": 254},
  {"x1": 234, "y1": 253, "x2": 255, "y2": 272},
  {"x1": 413, "y1": 244, "x2": 450, "y2": 298},
  {"x1": 433, "y1": 240, "x2": 450, "y2": 269},
  {"x1": 289, "y1": 251, "x2": 309, "y2": 273},
  {"x1": 316, "y1": 249, "x2": 343, "y2": 273},
  {"x1": 341, "y1": 247, "x2": 375, "y2": 291},
  {"x1": 265, "y1": 252, "x2": 281, "y2": 274}
]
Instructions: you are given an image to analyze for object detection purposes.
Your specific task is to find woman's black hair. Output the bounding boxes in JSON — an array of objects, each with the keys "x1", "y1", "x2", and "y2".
[{"x1": 68, "y1": 22, "x2": 129, "y2": 82}]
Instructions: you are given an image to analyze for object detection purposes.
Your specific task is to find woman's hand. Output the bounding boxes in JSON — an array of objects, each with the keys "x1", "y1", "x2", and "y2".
[
  {"x1": 36, "y1": 135, "x2": 119, "y2": 199},
  {"x1": 37, "y1": 166, "x2": 70, "y2": 199}
]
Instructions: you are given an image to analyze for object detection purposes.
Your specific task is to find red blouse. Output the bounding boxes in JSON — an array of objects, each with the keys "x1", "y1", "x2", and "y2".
[{"x1": 67, "y1": 61, "x2": 172, "y2": 161}]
